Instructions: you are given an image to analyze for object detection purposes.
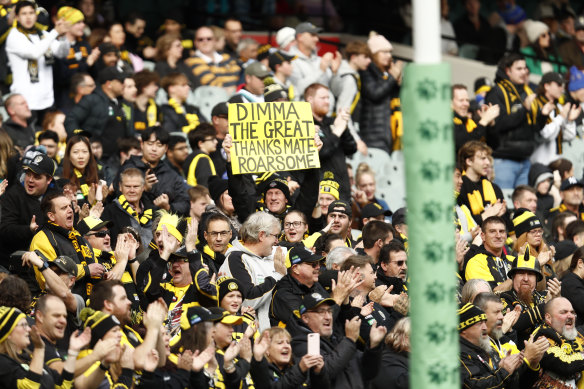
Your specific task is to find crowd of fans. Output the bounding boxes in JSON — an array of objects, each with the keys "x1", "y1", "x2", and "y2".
[{"x1": 0, "y1": 0, "x2": 584, "y2": 388}]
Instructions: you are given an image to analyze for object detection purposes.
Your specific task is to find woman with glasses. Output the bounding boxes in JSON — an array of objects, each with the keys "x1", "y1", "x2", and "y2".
[
  {"x1": 0, "y1": 306, "x2": 90, "y2": 389},
  {"x1": 512, "y1": 208, "x2": 555, "y2": 284},
  {"x1": 281, "y1": 210, "x2": 324, "y2": 248}
]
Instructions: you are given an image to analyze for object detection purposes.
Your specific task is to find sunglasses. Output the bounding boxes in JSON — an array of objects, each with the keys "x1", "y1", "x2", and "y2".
[
  {"x1": 391, "y1": 260, "x2": 406, "y2": 267},
  {"x1": 87, "y1": 230, "x2": 110, "y2": 238},
  {"x1": 197, "y1": 37, "x2": 213, "y2": 42}
]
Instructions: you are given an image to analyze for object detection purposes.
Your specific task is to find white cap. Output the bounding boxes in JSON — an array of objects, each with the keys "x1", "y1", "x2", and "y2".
[{"x1": 276, "y1": 27, "x2": 296, "y2": 49}]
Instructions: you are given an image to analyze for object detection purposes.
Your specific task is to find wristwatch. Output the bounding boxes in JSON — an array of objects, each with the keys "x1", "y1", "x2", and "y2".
[{"x1": 39, "y1": 260, "x2": 49, "y2": 272}]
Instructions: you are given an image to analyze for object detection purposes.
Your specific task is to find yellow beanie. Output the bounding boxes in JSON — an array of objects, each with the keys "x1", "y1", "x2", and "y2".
[{"x1": 57, "y1": 6, "x2": 84, "y2": 25}]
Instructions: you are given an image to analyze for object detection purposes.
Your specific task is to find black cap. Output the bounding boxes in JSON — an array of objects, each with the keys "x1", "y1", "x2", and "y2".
[
  {"x1": 560, "y1": 177, "x2": 584, "y2": 191},
  {"x1": 268, "y1": 51, "x2": 297, "y2": 71},
  {"x1": 168, "y1": 248, "x2": 189, "y2": 262},
  {"x1": 328, "y1": 200, "x2": 352, "y2": 218},
  {"x1": 98, "y1": 66, "x2": 125, "y2": 84},
  {"x1": 286, "y1": 244, "x2": 323, "y2": 267},
  {"x1": 299, "y1": 292, "x2": 334, "y2": 314},
  {"x1": 76, "y1": 216, "x2": 113, "y2": 236},
  {"x1": 361, "y1": 202, "x2": 392, "y2": 219},
  {"x1": 392, "y1": 207, "x2": 407, "y2": 226},
  {"x1": 264, "y1": 177, "x2": 291, "y2": 202},
  {"x1": 211, "y1": 102, "x2": 228, "y2": 118},
  {"x1": 180, "y1": 306, "x2": 223, "y2": 330},
  {"x1": 24, "y1": 153, "x2": 57, "y2": 177},
  {"x1": 296, "y1": 22, "x2": 322, "y2": 35},
  {"x1": 257, "y1": 44, "x2": 272, "y2": 61},
  {"x1": 50, "y1": 255, "x2": 78, "y2": 277},
  {"x1": 264, "y1": 83, "x2": 288, "y2": 102},
  {"x1": 540, "y1": 72, "x2": 565, "y2": 86}
]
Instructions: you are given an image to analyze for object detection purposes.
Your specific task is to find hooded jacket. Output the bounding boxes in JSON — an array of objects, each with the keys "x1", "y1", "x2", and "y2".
[
  {"x1": 218, "y1": 240, "x2": 284, "y2": 331},
  {"x1": 484, "y1": 67, "x2": 540, "y2": 160},
  {"x1": 527, "y1": 162, "x2": 554, "y2": 220}
]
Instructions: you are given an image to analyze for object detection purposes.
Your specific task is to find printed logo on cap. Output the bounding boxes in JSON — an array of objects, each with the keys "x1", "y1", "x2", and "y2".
[
  {"x1": 33, "y1": 155, "x2": 43, "y2": 164},
  {"x1": 189, "y1": 314, "x2": 201, "y2": 325},
  {"x1": 228, "y1": 282, "x2": 238, "y2": 291},
  {"x1": 311, "y1": 292, "x2": 324, "y2": 301}
]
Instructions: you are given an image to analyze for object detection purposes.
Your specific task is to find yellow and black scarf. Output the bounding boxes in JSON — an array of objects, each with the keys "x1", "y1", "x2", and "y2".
[
  {"x1": 46, "y1": 221, "x2": 94, "y2": 264},
  {"x1": 118, "y1": 194, "x2": 153, "y2": 226},
  {"x1": 74, "y1": 168, "x2": 90, "y2": 198},
  {"x1": 535, "y1": 94, "x2": 564, "y2": 154},
  {"x1": 167, "y1": 98, "x2": 201, "y2": 133},
  {"x1": 16, "y1": 23, "x2": 52, "y2": 83},
  {"x1": 497, "y1": 79, "x2": 537, "y2": 125}
]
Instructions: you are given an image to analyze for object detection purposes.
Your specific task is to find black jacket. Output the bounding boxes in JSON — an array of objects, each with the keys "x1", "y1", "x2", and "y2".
[
  {"x1": 0, "y1": 353, "x2": 74, "y2": 389},
  {"x1": 359, "y1": 62, "x2": 398, "y2": 154},
  {"x1": 160, "y1": 102, "x2": 206, "y2": 134},
  {"x1": 459, "y1": 337, "x2": 511, "y2": 388},
  {"x1": 250, "y1": 356, "x2": 329, "y2": 389},
  {"x1": 2, "y1": 118, "x2": 36, "y2": 150},
  {"x1": 101, "y1": 195, "x2": 158, "y2": 248},
  {"x1": 316, "y1": 116, "x2": 356, "y2": 201},
  {"x1": 453, "y1": 112, "x2": 487, "y2": 154},
  {"x1": 371, "y1": 349, "x2": 408, "y2": 389},
  {"x1": 64, "y1": 87, "x2": 132, "y2": 159},
  {"x1": 291, "y1": 325, "x2": 381, "y2": 389},
  {"x1": 375, "y1": 267, "x2": 407, "y2": 294},
  {"x1": 561, "y1": 272, "x2": 584, "y2": 326},
  {"x1": 500, "y1": 288, "x2": 547, "y2": 346},
  {"x1": 484, "y1": 68, "x2": 541, "y2": 161},
  {"x1": 114, "y1": 155, "x2": 190, "y2": 216},
  {"x1": 0, "y1": 183, "x2": 57, "y2": 269},
  {"x1": 270, "y1": 274, "x2": 329, "y2": 327}
]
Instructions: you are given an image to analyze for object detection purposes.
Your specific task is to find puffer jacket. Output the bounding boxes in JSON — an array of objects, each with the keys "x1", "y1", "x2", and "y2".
[
  {"x1": 484, "y1": 67, "x2": 541, "y2": 161},
  {"x1": 359, "y1": 62, "x2": 399, "y2": 154}
]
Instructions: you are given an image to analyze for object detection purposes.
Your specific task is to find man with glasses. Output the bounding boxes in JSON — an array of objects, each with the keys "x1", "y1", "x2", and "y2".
[
  {"x1": 218, "y1": 212, "x2": 287, "y2": 331},
  {"x1": 270, "y1": 244, "x2": 329, "y2": 327},
  {"x1": 377, "y1": 241, "x2": 408, "y2": 294},
  {"x1": 201, "y1": 213, "x2": 233, "y2": 277},
  {"x1": 184, "y1": 26, "x2": 241, "y2": 93},
  {"x1": 184, "y1": 123, "x2": 218, "y2": 188}
]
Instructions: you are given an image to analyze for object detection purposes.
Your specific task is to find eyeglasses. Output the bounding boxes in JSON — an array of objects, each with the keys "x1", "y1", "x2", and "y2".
[
  {"x1": 196, "y1": 37, "x2": 213, "y2": 42},
  {"x1": 528, "y1": 229, "x2": 544, "y2": 236},
  {"x1": 303, "y1": 261, "x2": 320, "y2": 268},
  {"x1": 208, "y1": 230, "x2": 230, "y2": 238},
  {"x1": 87, "y1": 230, "x2": 110, "y2": 238},
  {"x1": 16, "y1": 321, "x2": 30, "y2": 329},
  {"x1": 284, "y1": 221, "x2": 305, "y2": 229},
  {"x1": 267, "y1": 233, "x2": 280, "y2": 240},
  {"x1": 312, "y1": 308, "x2": 333, "y2": 315},
  {"x1": 390, "y1": 260, "x2": 406, "y2": 267}
]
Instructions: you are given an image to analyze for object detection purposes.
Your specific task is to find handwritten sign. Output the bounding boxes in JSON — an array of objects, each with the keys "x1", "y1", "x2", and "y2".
[{"x1": 228, "y1": 102, "x2": 320, "y2": 174}]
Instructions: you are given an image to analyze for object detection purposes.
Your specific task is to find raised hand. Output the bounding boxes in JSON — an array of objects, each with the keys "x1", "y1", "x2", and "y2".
[
  {"x1": 253, "y1": 332, "x2": 270, "y2": 361},
  {"x1": 177, "y1": 350, "x2": 193, "y2": 371},
  {"x1": 369, "y1": 322, "x2": 388, "y2": 348},
  {"x1": 273, "y1": 247, "x2": 286, "y2": 275},
  {"x1": 501, "y1": 305, "x2": 521, "y2": 334},
  {"x1": 69, "y1": 327, "x2": 91, "y2": 352},
  {"x1": 192, "y1": 343, "x2": 215, "y2": 372},
  {"x1": 143, "y1": 349, "x2": 159, "y2": 372},
  {"x1": 345, "y1": 316, "x2": 361, "y2": 342}
]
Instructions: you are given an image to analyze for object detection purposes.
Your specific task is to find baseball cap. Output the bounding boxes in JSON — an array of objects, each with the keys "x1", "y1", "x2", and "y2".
[
  {"x1": 540, "y1": 72, "x2": 565, "y2": 86},
  {"x1": 98, "y1": 66, "x2": 125, "y2": 84},
  {"x1": 24, "y1": 153, "x2": 57, "y2": 177},
  {"x1": 361, "y1": 203, "x2": 392, "y2": 219},
  {"x1": 286, "y1": 244, "x2": 323, "y2": 267},
  {"x1": 328, "y1": 200, "x2": 352, "y2": 218},
  {"x1": 560, "y1": 176, "x2": 584, "y2": 191},
  {"x1": 276, "y1": 27, "x2": 295, "y2": 48},
  {"x1": 211, "y1": 102, "x2": 228, "y2": 118},
  {"x1": 180, "y1": 305, "x2": 224, "y2": 330},
  {"x1": 264, "y1": 83, "x2": 289, "y2": 102},
  {"x1": 77, "y1": 216, "x2": 113, "y2": 236},
  {"x1": 245, "y1": 62, "x2": 271, "y2": 79},
  {"x1": 299, "y1": 292, "x2": 334, "y2": 314},
  {"x1": 268, "y1": 51, "x2": 297, "y2": 71},
  {"x1": 392, "y1": 207, "x2": 407, "y2": 226},
  {"x1": 208, "y1": 307, "x2": 244, "y2": 325},
  {"x1": 296, "y1": 22, "x2": 322, "y2": 35},
  {"x1": 50, "y1": 255, "x2": 78, "y2": 277}
]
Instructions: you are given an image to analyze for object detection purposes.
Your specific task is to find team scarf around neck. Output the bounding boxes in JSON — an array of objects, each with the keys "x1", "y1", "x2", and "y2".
[
  {"x1": 118, "y1": 194, "x2": 153, "y2": 226},
  {"x1": 46, "y1": 221, "x2": 94, "y2": 264},
  {"x1": 167, "y1": 98, "x2": 200, "y2": 133},
  {"x1": 16, "y1": 22, "x2": 53, "y2": 83}
]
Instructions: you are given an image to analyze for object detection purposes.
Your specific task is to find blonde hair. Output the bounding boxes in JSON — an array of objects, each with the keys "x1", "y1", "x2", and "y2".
[
  {"x1": 356, "y1": 162, "x2": 376, "y2": 187},
  {"x1": 0, "y1": 130, "x2": 15, "y2": 178},
  {"x1": 385, "y1": 317, "x2": 410, "y2": 353},
  {"x1": 0, "y1": 335, "x2": 24, "y2": 363}
]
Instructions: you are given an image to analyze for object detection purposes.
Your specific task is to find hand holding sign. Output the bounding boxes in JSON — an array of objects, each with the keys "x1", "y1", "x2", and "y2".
[{"x1": 228, "y1": 102, "x2": 321, "y2": 174}]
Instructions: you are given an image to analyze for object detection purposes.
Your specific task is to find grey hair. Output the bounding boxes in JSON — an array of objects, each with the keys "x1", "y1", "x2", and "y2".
[
  {"x1": 326, "y1": 246, "x2": 356, "y2": 270},
  {"x1": 240, "y1": 212, "x2": 281, "y2": 243},
  {"x1": 236, "y1": 38, "x2": 259, "y2": 55},
  {"x1": 461, "y1": 279, "x2": 492, "y2": 304}
]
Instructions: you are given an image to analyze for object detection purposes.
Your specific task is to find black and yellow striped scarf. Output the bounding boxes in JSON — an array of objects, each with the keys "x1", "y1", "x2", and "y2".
[
  {"x1": 497, "y1": 79, "x2": 537, "y2": 125},
  {"x1": 46, "y1": 221, "x2": 94, "y2": 264},
  {"x1": 167, "y1": 98, "x2": 201, "y2": 133},
  {"x1": 118, "y1": 194, "x2": 152, "y2": 226},
  {"x1": 74, "y1": 168, "x2": 90, "y2": 197},
  {"x1": 536, "y1": 95, "x2": 563, "y2": 154}
]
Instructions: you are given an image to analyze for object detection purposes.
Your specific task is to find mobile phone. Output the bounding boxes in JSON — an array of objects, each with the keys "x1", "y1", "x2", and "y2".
[{"x1": 307, "y1": 333, "x2": 320, "y2": 356}]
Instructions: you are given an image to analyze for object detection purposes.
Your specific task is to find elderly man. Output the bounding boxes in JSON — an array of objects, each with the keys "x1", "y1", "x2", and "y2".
[
  {"x1": 459, "y1": 303, "x2": 524, "y2": 387},
  {"x1": 184, "y1": 26, "x2": 241, "y2": 92},
  {"x1": 291, "y1": 292, "x2": 385, "y2": 389},
  {"x1": 531, "y1": 297, "x2": 584, "y2": 387},
  {"x1": 377, "y1": 241, "x2": 408, "y2": 294},
  {"x1": 501, "y1": 252, "x2": 562, "y2": 345},
  {"x1": 474, "y1": 292, "x2": 547, "y2": 387},
  {"x1": 270, "y1": 244, "x2": 329, "y2": 327},
  {"x1": 102, "y1": 168, "x2": 157, "y2": 248},
  {"x1": 1, "y1": 94, "x2": 36, "y2": 151},
  {"x1": 218, "y1": 212, "x2": 287, "y2": 330}
]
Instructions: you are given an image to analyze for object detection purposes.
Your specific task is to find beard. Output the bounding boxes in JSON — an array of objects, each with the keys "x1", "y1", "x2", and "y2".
[
  {"x1": 491, "y1": 327, "x2": 503, "y2": 341},
  {"x1": 479, "y1": 335, "x2": 491, "y2": 353},
  {"x1": 517, "y1": 287, "x2": 533, "y2": 306},
  {"x1": 563, "y1": 326, "x2": 578, "y2": 340}
]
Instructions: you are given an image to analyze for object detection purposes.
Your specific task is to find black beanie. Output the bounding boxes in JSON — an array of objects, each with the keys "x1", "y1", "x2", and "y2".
[
  {"x1": 216, "y1": 277, "x2": 245, "y2": 304},
  {"x1": 512, "y1": 208, "x2": 542, "y2": 237},
  {"x1": 458, "y1": 303, "x2": 486, "y2": 332},
  {"x1": 80, "y1": 308, "x2": 121, "y2": 348},
  {"x1": 208, "y1": 177, "x2": 229, "y2": 204},
  {"x1": 0, "y1": 306, "x2": 25, "y2": 343}
]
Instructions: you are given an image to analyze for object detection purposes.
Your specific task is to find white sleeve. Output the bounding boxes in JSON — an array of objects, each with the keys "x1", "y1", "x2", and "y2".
[
  {"x1": 539, "y1": 112, "x2": 564, "y2": 140},
  {"x1": 6, "y1": 29, "x2": 59, "y2": 60},
  {"x1": 562, "y1": 119, "x2": 577, "y2": 142},
  {"x1": 51, "y1": 37, "x2": 71, "y2": 58}
]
